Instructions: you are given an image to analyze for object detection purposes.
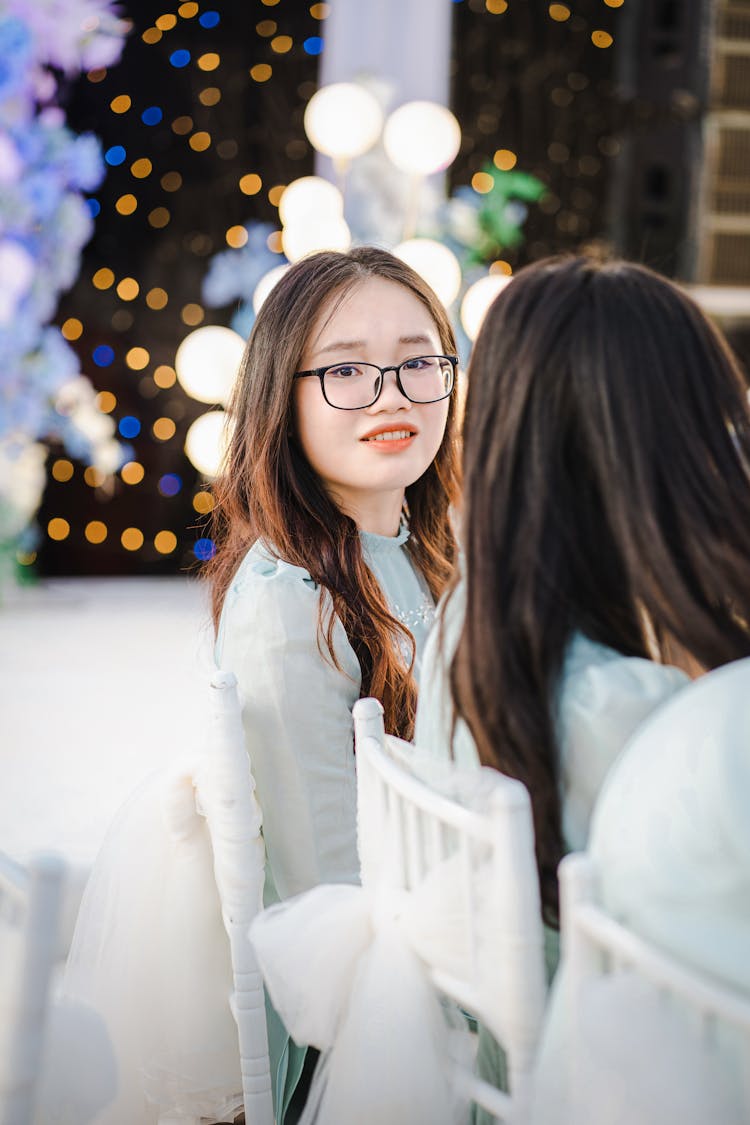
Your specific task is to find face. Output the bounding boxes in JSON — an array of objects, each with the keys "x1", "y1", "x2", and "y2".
[{"x1": 293, "y1": 275, "x2": 451, "y2": 532}]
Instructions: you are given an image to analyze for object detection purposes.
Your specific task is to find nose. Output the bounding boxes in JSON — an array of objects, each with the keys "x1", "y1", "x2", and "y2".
[{"x1": 369, "y1": 367, "x2": 411, "y2": 411}]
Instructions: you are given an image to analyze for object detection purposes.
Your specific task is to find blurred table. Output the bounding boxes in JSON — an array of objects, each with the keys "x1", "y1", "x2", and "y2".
[{"x1": 0, "y1": 576, "x2": 212, "y2": 869}]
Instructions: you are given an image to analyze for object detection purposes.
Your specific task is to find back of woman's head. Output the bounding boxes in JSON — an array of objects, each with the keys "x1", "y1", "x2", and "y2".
[
  {"x1": 454, "y1": 254, "x2": 750, "y2": 920},
  {"x1": 208, "y1": 246, "x2": 460, "y2": 738}
]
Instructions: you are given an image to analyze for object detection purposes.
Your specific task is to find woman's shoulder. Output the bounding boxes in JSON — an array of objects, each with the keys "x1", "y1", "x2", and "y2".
[{"x1": 228, "y1": 540, "x2": 319, "y2": 600}]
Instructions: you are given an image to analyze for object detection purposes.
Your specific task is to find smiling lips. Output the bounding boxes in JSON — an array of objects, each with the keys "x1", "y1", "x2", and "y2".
[{"x1": 360, "y1": 426, "x2": 418, "y2": 452}]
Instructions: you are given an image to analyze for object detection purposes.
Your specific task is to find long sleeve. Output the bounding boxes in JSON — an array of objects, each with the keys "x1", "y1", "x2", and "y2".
[{"x1": 217, "y1": 550, "x2": 361, "y2": 901}]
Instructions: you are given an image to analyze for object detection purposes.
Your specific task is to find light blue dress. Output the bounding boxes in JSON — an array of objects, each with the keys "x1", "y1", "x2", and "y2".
[{"x1": 215, "y1": 525, "x2": 435, "y2": 1120}]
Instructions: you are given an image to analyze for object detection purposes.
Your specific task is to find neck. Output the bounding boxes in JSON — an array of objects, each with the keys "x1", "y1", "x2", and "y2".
[{"x1": 330, "y1": 487, "x2": 405, "y2": 537}]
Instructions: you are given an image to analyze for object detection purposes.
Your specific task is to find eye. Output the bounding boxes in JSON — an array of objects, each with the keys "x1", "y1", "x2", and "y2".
[
  {"x1": 326, "y1": 363, "x2": 366, "y2": 379},
  {"x1": 402, "y1": 356, "x2": 436, "y2": 372}
]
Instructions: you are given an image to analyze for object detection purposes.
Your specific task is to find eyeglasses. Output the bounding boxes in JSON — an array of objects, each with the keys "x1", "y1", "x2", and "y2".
[{"x1": 294, "y1": 355, "x2": 457, "y2": 410}]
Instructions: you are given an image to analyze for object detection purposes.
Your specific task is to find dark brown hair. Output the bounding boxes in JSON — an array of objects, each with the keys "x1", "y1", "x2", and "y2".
[
  {"x1": 452, "y1": 255, "x2": 750, "y2": 923},
  {"x1": 208, "y1": 246, "x2": 460, "y2": 738}
]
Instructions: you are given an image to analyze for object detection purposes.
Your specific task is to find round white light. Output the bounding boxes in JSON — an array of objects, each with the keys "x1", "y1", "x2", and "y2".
[
  {"x1": 184, "y1": 410, "x2": 231, "y2": 478},
  {"x1": 303, "y1": 83, "x2": 383, "y2": 161},
  {"x1": 383, "y1": 101, "x2": 462, "y2": 176},
  {"x1": 460, "y1": 274, "x2": 512, "y2": 342},
  {"x1": 281, "y1": 215, "x2": 352, "y2": 264},
  {"x1": 175, "y1": 326, "x2": 245, "y2": 406},
  {"x1": 393, "y1": 238, "x2": 463, "y2": 307},
  {"x1": 278, "y1": 176, "x2": 343, "y2": 227},
  {"x1": 252, "y1": 264, "x2": 291, "y2": 313}
]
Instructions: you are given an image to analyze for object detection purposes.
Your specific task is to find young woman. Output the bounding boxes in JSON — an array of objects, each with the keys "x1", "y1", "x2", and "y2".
[
  {"x1": 414, "y1": 254, "x2": 750, "y2": 1118},
  {"x1": 417, "y1": 253, "x2": 750, "y2": 925},
  {"x1": 209, "y1": 245, "x2": 461, "y2": 1119}
]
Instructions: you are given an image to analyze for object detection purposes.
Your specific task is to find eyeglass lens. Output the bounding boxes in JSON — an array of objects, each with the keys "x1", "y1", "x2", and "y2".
[{"x1": 322, "y1": 356, "x2": 453, "y2": 408}]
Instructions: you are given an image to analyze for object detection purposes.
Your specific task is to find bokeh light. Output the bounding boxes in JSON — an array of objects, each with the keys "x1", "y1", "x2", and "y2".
[
  {"x1": 303, "y1": 83, "x2": 383, "y2": 160},
  {"x1": 175, "y1": 325, "x2": 245, "y2": 404},
  {"x1": 383, "y1": 101, "x2": 461, "y2": 176},
  {"x1": 121, "y1": 527, "x2": 144, "y2": 551},
  {"x1": 460, "y1": 274, "x2": 512, "y2": 341},
  {"x1": 48, "y1": 518, "x2": 70, "y2": 541},
  {"x1": 252, "y1": 264, "x2": 290, "y2": 312},
  {"x1": 121, "y1": 461, "x2": 145, "y2": 485},
  {"x1": 184, "y1": 410, "x2": 230, "y2": 477},
  {"x1": 85, "y1": 521, "x2": 108, "y2": 544},
  {"x1": 393, "y1": 238, "x2": 462, "y2": 307}
]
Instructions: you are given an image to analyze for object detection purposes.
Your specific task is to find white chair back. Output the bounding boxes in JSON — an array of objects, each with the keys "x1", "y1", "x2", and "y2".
[
  {"x1": 353, "y1": 697, "x2": 548, "y2": 1123},
  {"x1": 0, "y1": 852, "x2": 64, "y2": 1125},
  {"x1": 554, "y1": 851, "x2": 750, "y2": 1123},
  {"x1": 171, "y1": 668, "x2": 273, "y2": 1125}
]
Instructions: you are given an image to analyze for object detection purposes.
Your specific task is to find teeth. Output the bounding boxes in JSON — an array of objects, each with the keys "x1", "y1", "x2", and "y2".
[{"x1": 366, "y1": 430, "x2": 413, "y2": 442}]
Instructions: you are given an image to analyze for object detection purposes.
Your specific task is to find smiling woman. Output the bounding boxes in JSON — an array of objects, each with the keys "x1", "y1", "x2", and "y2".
[{"x1": 205, "y1": 247, "x2": 461, "y2": 1122}]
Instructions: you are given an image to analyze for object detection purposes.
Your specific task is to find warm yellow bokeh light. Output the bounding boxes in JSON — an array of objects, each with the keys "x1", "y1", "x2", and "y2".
[
  {"x1": 172, "y1": 115, "x2": 193, "y2": 135},
  {"x1": 490, "y1": 260, "x2": 513, "y2": 276},
  {"x1": 62, "y1": 317, "x2": 83, "y2": 341},
  {"x1": 549, "y1": 4, "x2": 571, "y2": 19},
  {"x1": 239, "y1": 173, "x2": 262, "y2": 195},
  {"x1": 182, "y1": 303, "x2": 205, "y2": 326},
  {"x1": 149, "y1": 207, "x2": 171, "y2": 228},
  {"x1": 142, "y1": 27, "x2": 162, "y2": 44},
  {"x1": 154, "y1": 364, "x2": 177, "y2": 388},
  {"x1": 84, "y1": 466, "x2": 105, "y2": 488},
  {"x1": 199, "y1": 87, "x2": 221, "y2": 106},
  {"x1": 147, "y1": 287, "x2": 169, "y2": 310},
  {"x1": 268, "y1": 184, "x2": 285, "y2": 207},
  {"x1": 116, "y1": 194, "x2": 138, "y2": 216},
  {"x1": 96, "y1": 391, "x2": 117, "y2": 413},
  {"x1": 604, "y1": 0, "x2": 624, "y2": 5},
  {"x1": 161, "y1": 171, "x2": 182, "y2": 192},
  {"x1": 155, "y1": 13, "x2": 177, "y2": 30},
  {"x1": 178, "y1": 1, "x2": 199, "y2": 15},
  {"x1": 85, "y1": 521, "x2": 108, "y2": 544},
  {"x1": 189, "y1": 131, "x2": 212, "y2": 152},
  {"x1": 110, "y1": 94, "x2": 131, "y2": 113},
  {"x1": 226, "y1": 225, "x2": 249, "y2": 248},
  {"x1": 116, "y1": 277, "x2": 140, "y2": 301},
  {"x1": 266, "y1": 230, "x2": 283, "y2": 254},
  {"x1": 48, "y1": 518, "x2": 70, "y2": 541},
  {"x1": 310, "y1": 3, "x2": 330, "y2": 17},
  {"x1": 126, "y1": 346, "x2": 150, "y2": 370},
  {"x1": 51, "y1": 459, "x2": 74, "y2": 483},
  {"x1": 592, "y1": 29, "x2": 614, "y2": 47},
  {"x1": 17, "y1": 550, "x2": 37, "y2": 566},
  {"x1": 257, "y1": 19, "x2": 276, "y2": 34},
  {"x1": 494, "y1": 149, "x2": 517, "y2": 171},
  {"x1": 472, "y1": 171, "x2": 495, "y2": 194},
  {"x1": 193, "y1": 490, "x2": 215, "y2": 514},
  {"x1": 153, "y1": 417, "x2": 177, "y2": 441},
  {"x1": 93, "y1": 268, "x2": 115, "y2": 290},
  {"x1": 486, "y1": 0, "x2": 508, "y2": 12},
  {"x1": 250, "y1": 64, "x2": 272, "y2": 82},
  {"x1": 197, "y1": 52, "x2": 220, "y2": 71},
  {"x1": 121, "y1": 528, "x2": 144, "y2": 551},
  {"x1": 154, "y1": 531, "x2": 178, "y2": 555},
  {"x1": 121, "y1": 461, "x2": 145, "y2": 485},
  {"x1": 130, "y1": 158, "x2": 152, "y2": 178},
  {"x1": 271, "y1": 35, "x2": 293, "y2": 53},
  {"x1": 88, "y1": 68, "x2": 107, "y2": 82}
]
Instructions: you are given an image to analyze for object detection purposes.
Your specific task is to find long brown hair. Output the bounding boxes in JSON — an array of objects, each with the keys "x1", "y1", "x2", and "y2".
[
  {"x1": 208, "y1": 246, "x2": 460, "y2": 738},
  {"x1": 452, "y1": 255, "x2": 750, "y2": 923}
]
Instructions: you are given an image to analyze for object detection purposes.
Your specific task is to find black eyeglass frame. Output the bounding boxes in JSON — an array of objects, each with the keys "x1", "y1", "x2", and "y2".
[{"x1": 293, "y1": 354, "x2": 458, "y2": 410}]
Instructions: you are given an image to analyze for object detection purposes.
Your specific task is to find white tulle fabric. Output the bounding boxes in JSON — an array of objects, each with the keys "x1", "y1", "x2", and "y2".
[
  {"x1": 249, "y1": 859, "x2": 476, "y2": 1125},
  {"x1": 36, "y1": 764, "x2": 244, "y2": 1124}
]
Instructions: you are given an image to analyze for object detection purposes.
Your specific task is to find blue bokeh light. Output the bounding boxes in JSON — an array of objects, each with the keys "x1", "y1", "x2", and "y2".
[
  {"x1": 169, "y1": 49, "x2": 191, "y2": 68},
  {"x1": 194, "y1": 537, "x2": 216, "y2": 561},
  {"x1": 104, "y1": 145, "x2": 126, "y2": 166},
  {"x1": 118, "y1": 416, "x2": 141, "y2": 439},
  {"x1": 303, "y1": 37, "x2": 324, "y2": 55},
  {"x1": 141, "y1": 106, "x2": 163, "y2": 125},
  {"x1": 93, "y1": 345, "x2": 114, "y2": 367},
  {"x1": 199, "y1": 10, "x2": 220, "y2": 27},
  {"x1": 86, "y1": 198, "x2": 101, "y2": 218},
  {"x1": 158, "y1": 473, "x2": 182, "y2": 497}
]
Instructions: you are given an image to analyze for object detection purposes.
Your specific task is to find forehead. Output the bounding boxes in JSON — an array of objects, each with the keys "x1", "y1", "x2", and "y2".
[{"x1": 306, "y1": 276, "x2": 440, "y2": 355}]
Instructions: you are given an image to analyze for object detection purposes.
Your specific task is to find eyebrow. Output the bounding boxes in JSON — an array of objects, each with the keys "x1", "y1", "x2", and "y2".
[{"x1": 314, "y1": 333, "x2": 434, "y2": 357}]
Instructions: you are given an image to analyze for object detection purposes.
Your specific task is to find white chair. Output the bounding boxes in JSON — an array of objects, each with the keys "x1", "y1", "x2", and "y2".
[
  {"x1": 353, "y1": 697, "x2": 548, "y2": 1123},
  {"x1": 536, "y1": 851, "x2": 750, "y2": 1124},
  {"x1": 188, "y1": 669, "x2": 274, "y2": 1125},
  {"x1": 0, "y1": 852, "x2": 65, "y2": 1125}
]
